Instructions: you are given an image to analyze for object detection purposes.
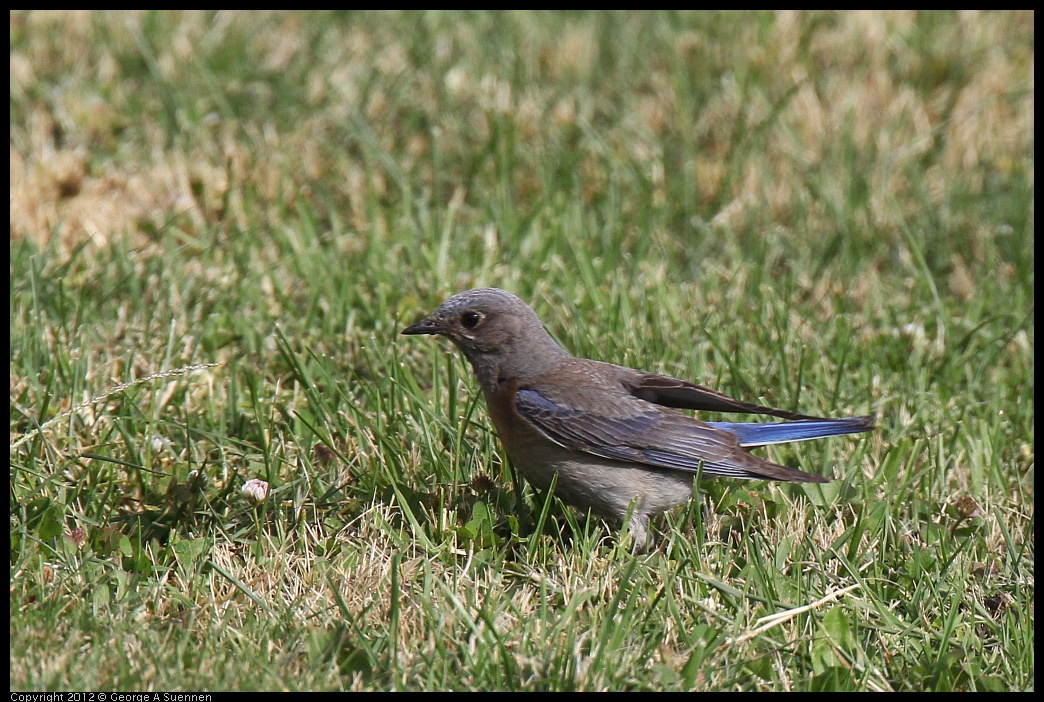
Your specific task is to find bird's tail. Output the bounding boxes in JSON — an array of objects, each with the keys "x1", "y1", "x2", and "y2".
[{"x1": 708, "y1": 415, "x2": 874, "y2": 448}]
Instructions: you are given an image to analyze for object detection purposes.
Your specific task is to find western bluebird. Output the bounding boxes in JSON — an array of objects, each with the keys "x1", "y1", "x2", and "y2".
[{"x1": 403, "y1": 288, "x2": 873, "y2": 550}]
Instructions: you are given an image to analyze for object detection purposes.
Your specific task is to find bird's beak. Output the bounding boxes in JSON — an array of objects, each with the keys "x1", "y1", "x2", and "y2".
[{"x1": 401, "y1": 316, "x2": 441, "y2": 336}]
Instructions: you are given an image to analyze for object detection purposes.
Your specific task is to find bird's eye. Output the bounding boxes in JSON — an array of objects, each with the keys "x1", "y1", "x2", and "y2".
[{"x1": 461, "y1": 311, "x2": 482, "y2": 329}]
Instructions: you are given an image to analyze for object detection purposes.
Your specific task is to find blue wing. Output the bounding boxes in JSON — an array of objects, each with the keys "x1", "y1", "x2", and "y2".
[{"x1": 514, "y1": 386, "x2": 830, "y2": 482}]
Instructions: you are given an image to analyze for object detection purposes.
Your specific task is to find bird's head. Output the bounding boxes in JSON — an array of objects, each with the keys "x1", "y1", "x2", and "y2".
[{"x1": 402, "y1": 288, "x2": 569, "y2": 380}]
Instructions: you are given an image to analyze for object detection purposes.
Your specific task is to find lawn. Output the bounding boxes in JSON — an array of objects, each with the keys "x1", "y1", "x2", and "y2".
[{"x1": 10, "y1": 10, "x2": 1034, "y2": 691}]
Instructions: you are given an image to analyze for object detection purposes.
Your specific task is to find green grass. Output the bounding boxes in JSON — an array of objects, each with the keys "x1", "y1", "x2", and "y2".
[{"x1": 10, "y1": 10, "x2": 1033, "y2": 691}]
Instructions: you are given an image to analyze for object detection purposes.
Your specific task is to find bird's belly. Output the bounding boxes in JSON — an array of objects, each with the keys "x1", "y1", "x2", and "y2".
[{"x1": 508, "y1": 440, "x2": 696, "y2": 523}]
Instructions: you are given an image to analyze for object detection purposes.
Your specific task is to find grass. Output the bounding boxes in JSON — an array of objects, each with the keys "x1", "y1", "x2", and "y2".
[{"x1": 10, "y1": 10, "x2": 1033, "y2": 691}]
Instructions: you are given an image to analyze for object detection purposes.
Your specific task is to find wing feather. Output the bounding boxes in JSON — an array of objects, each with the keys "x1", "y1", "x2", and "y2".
[{"x1": 515, "y1": 387, "x2": 827, "y2": 482}]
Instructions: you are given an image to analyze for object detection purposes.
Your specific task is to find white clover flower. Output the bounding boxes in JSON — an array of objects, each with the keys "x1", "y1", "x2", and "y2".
[
  {"x1": 241, "y1": 478, "x2": 269, "y2": 506},
  {"x1": 186, "y1": 469, "x2": 208, "y2": 491},
  {"x1": 149, "y1": 434, "x2": 173, "y2": 453}
]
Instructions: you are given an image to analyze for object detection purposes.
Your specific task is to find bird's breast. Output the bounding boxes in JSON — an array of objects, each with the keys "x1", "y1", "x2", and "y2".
[{"x1": 484, "y1": 380, "x2": 538, "y2": 446}]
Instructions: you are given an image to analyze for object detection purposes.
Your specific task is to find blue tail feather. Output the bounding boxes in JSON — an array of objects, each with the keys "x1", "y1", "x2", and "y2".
[{"x1": 708, "y1": 416, "x2": 874, "y2": 448}]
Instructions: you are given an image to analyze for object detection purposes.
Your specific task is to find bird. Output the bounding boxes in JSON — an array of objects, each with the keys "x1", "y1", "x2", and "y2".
[{"x1": 402, "y1": 288, "x2": 873, "y2": 550}]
